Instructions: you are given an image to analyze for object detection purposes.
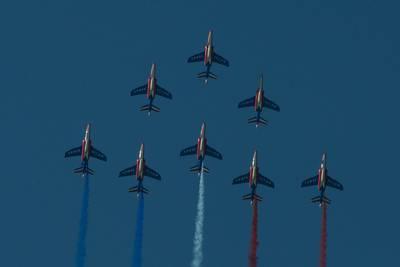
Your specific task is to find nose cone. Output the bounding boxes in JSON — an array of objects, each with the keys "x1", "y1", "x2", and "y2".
[
  {"x1": 200, "y1": 122, "x2": 206, "y2": 136},
  {"x1": 207, "y1": 30, "x2": 213, "y2": 44},
  {"x1": 139, "y1": 143, "x2": 144, "y2": 158},
  {"x1": 322, "y1": 152, "x2": 327, "y2": 163},
  {"x1": 259, "y1": 74, "x2": 264, "y2": 89},
  {"x1": 252, "y1": 150, "x2": 257, "y2": 165},
  {"x1": 150, "y1": 63, "x2": 156, "y2": 77},
  {"x1": 85, "y1": 123, "x2": 91, "y2": 135}
]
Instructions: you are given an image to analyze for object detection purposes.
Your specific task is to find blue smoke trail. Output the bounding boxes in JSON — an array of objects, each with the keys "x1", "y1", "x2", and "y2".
[
  {"x1": 132, "y1": 192, "x2": 145, "y2": 267},
  {"x1": 76, "y1": 174, "x2": 90, "y2": 267},
  {"x1": 191, "y1": 171, "x2": 205, "y2": 267}
]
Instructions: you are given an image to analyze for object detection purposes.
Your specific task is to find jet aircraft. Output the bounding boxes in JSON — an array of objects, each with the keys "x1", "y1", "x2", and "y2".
[
  {"x1": 118, "y1": 144, "x2": 161, "y2": 196},
  {"x1": 180, "y1": 122, "x2": 223, "y2": 174},
  {"x1": 187, "y1": 30, "x2": 229, "y2": 83},
  {"x1": 301, "y1": 153, "x2": 344, "y2": 205},
  {"x1": 232, "y1": 150, "x2": 274, "y2": 205},
  {"x1": 64, "y1": 123, "x2": 107, "y2": 176},
  {"x1": 238, "y1": 74, "x2": 280, "y2": 127},
  {"x1": 130, "y1": 63, "x2": 173, "y2": 115}
]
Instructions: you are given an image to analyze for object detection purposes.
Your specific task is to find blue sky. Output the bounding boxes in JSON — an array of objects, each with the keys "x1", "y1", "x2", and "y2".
[{"x1": 0, "y1": 0, "x2": 399, "y2": 266}]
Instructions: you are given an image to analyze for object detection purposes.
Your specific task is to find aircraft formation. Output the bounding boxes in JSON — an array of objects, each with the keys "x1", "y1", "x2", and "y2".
[{"x1": 64, "y1": 29, "x2": 344, "y2": 265}]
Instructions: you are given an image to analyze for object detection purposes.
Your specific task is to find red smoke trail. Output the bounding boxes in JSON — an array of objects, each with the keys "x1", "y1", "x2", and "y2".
[
  {"x1": 319, "y1": 203, "x2": 328, "y2": 267},
  {"x1": 249, "y1": 200, "x2": 259, "y2": 267}
]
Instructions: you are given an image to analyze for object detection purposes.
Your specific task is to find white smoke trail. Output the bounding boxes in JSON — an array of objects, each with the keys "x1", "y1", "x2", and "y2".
[{"x1": 191, "y1": 171, "x2": 205, "y2": 267}]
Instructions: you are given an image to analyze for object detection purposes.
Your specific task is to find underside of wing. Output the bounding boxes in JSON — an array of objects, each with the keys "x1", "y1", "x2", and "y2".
[
  {"x1": 232, "y1": 173, "x2": 249, "y2": 185},
  {"x1": 327, "y1": 176, "x2": 344, "y2": 191},
  {"x1": 301, "y1": 175, "x2": 318, "y2": 187},
  {"x1": 180, "y1": 145, "x2": 197, "y2": 156},
  {"x1": 205, "y1": 145, "x2": 223, "y2": 160},
  {"x1": 187, "y1": 52, "x2": 204, "y2": 63},
  {"x1": 119, "y1": 165, "x2": 136, "y2": 177},
  {"x1": 130, "y1": 84, "x2": 147, "y2": 96},
  {"x1": 212, "y1": 52, "x2": 229, "y2": 67},
  {"x1": 144, "y1": 166, "x2": 161, "y2": 180},
  {"x1": 156, "y1": 85, "x2": 173, "y2": 99},
  {"x1": 65, "y1": 146, "x2": 82, "y2": 158},
  {"x1": 263, "y1": 97, "x2": 280, "y2": 112},
  {"x1": 258, "y1": 174, "x2": 275, "y2": 188},
  {"x1": 238, "y1": 96, "x2": 255, "y2": 108},
  {"x1": 90, "y1": 146, "x2": 107, "y2": 161}
]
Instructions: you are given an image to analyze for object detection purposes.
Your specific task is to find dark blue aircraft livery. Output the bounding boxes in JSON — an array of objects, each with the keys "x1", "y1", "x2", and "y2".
[
  {"x1": 180, "y1": 122, "x2": 223, "y2": 174},
  {"x1": 130, "y1": 63, "x2": 173, "y2": 116},
  {"x1": 238, "y1": 74, "x2": 280, "y2": 127},
  {"x1": 64, "y1": 123, "x2": 107, "y2": 176},
  {"x1": 187, "y1": 30, "x2": 229, "y2": 83},
  {"x1": 232, "y1": 150, "x2": 274, "y2": 205},
  {"x1": 301, "y1": 153, "x2": 344, "y2": 205},
  {"x1": 118, "y1": 144, "x2": 161, "y2": 197}
]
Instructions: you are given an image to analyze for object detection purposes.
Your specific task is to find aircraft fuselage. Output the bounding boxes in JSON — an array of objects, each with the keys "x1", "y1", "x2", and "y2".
[
  {"x1": 81, "y1": 124, "x2": 91, "y2": 162},
  {"x1": 204, "y1": 31, "x2": 213, "y2": 66},
  {"x1": 147, "y1": 64, "x2": 157, "y2": 99},
  {"x1": 136, "y1": 144, "x2": 146, "y2": 180}
]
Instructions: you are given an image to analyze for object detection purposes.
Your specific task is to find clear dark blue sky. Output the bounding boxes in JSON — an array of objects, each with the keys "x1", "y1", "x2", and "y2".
[{"x1": 1, "y1": 0, "x2": 399, "y2": 266}]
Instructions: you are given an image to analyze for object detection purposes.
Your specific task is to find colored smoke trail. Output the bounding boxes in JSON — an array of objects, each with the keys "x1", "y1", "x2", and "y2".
[
  {"x1": 132, "y1": 192, "x2": 145, "y2": 267},
  {"x1": 76, "y1": 175, "x2": 90, "y2": 267},
  {"x1": 248, "y1": 200, "x2": 259, "y2": 267},
  {"x1": 191, "y1": 171, "x2": 205, "y2": 267},
  {"x1": 319, "y1": 203, "x2": 328, "y2": 267}
]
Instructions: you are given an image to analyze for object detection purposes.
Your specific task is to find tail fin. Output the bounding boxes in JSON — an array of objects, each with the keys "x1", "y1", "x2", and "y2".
[
  {"x1": 140, "y1": 104, "x2": 160, "y2": 113},
  {"x1": 74, "y1": 166, "x2": 94, "y2": 176},
  {"x1": 242, "y1": 193, "x2": 262, "y2": 202},
  {"x1": 189, "y1": 164, "x2": 209, "y2": 174},
  {"x1": 197, "y1": 71, "x2": 217, "y2": 80},
  {"x1": 128, "y1": 186, "x2": 149, "y2": 194},
  {"x1": 248, "y1": 116, "x2": 268, "y2": 127},
  {"x1": 311, "y1": 195, "x2": 331, "y2": 205}
]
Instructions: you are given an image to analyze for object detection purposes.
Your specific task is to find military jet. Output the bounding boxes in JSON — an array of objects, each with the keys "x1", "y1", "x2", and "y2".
[
  {"x1": 64, "y1": 123, "x2": 107, "y2": 176},
  {"x1": 118, "y1": 144, "x2": 161, "y2": 196},
  {"x1": 232, "y1": 150, "x2": 274, "y2": 205},
  {"x1": 187, "y1": 30, "x2": 229, "y2": 83},
  {"x1": 301, "y1": 153, "x2": 344, "y2": 205},
  {"x1": 130, "y1": 63, "x2": 172, "y2": 115},
  {"x1": 180, "y1": 122, "x2": 222, "y2": 174},
  {"x1": 238, "y1": 74, "x2": 280, "y2": 127}
]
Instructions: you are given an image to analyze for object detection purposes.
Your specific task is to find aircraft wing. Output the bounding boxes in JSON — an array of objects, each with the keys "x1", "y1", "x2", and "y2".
[
  {"x1": 263, "y1": 97, "x2": 280, "y2": 112},
  {"x1": 144, "y1": 166, "x2": 161, "y2": 180},
  {"x1": 327, "y1": 176, "x2": 344, "y2": 191},
  {"x1": 130, "y1": 84, "x2": 147, "y2": 96},
  {"x1": 205, "y1": 144, "x2": 223, "y2": 160},
  {"x1": 301, "y1": 175, "x2": 318, "y2": 187},
  {"x1": 238, "y1": 97, "x2": 255, "y2": 108},
  {"x1": 119, "y1": 165, "x2": 136, "y2": 177},
  {"x1": 258, "y1": 174, "x2": 275, "y2": 188},
  {"x1": 64, "y1": 146, "x2": 82, "y2": 158},
  {"x1": 212, "y1": 52, "x2": 229, "y2": 67},
  {"x1": 187, "y1": 52, "x2": 204, "y2": 63},
  {"x1": 180, "y1": 145, "x2": 197, "y2": 156},
  {"x1": 90, "y1": 146, "x2": 107, "y2": 161},
  {"x1": 156, "y1": 85, "x2": 173, "y2": 99},
  {"x1": 232, "y1": 173, "x2": 249, "y2": 185}
]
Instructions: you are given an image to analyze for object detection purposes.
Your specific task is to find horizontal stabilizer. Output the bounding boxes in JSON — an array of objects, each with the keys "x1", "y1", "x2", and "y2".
[
  {"x1": 197, "y1": 71, "x2": 217, "y2": 80},
  {"x1": 189, "y1": 164, "x2": 209, "y2": 174},
  {"x1": 242, "y1": 193, "x2": 262, "y2": 202},
  {"x1": 311, "y1": 196, "x2": 331, "y2": 205},
  {"x1": 128, "y1": 186, "x2": 149, "y2": 194},
  {"x1": 248, "y1": 116, "x2": 268, "y2": 126},
  {"x1": 139, "y1": 104, "x2": 160, "y2": 113},
  {"x1": 74, "y1": 167, "x2": 94, "y2": 176}
]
